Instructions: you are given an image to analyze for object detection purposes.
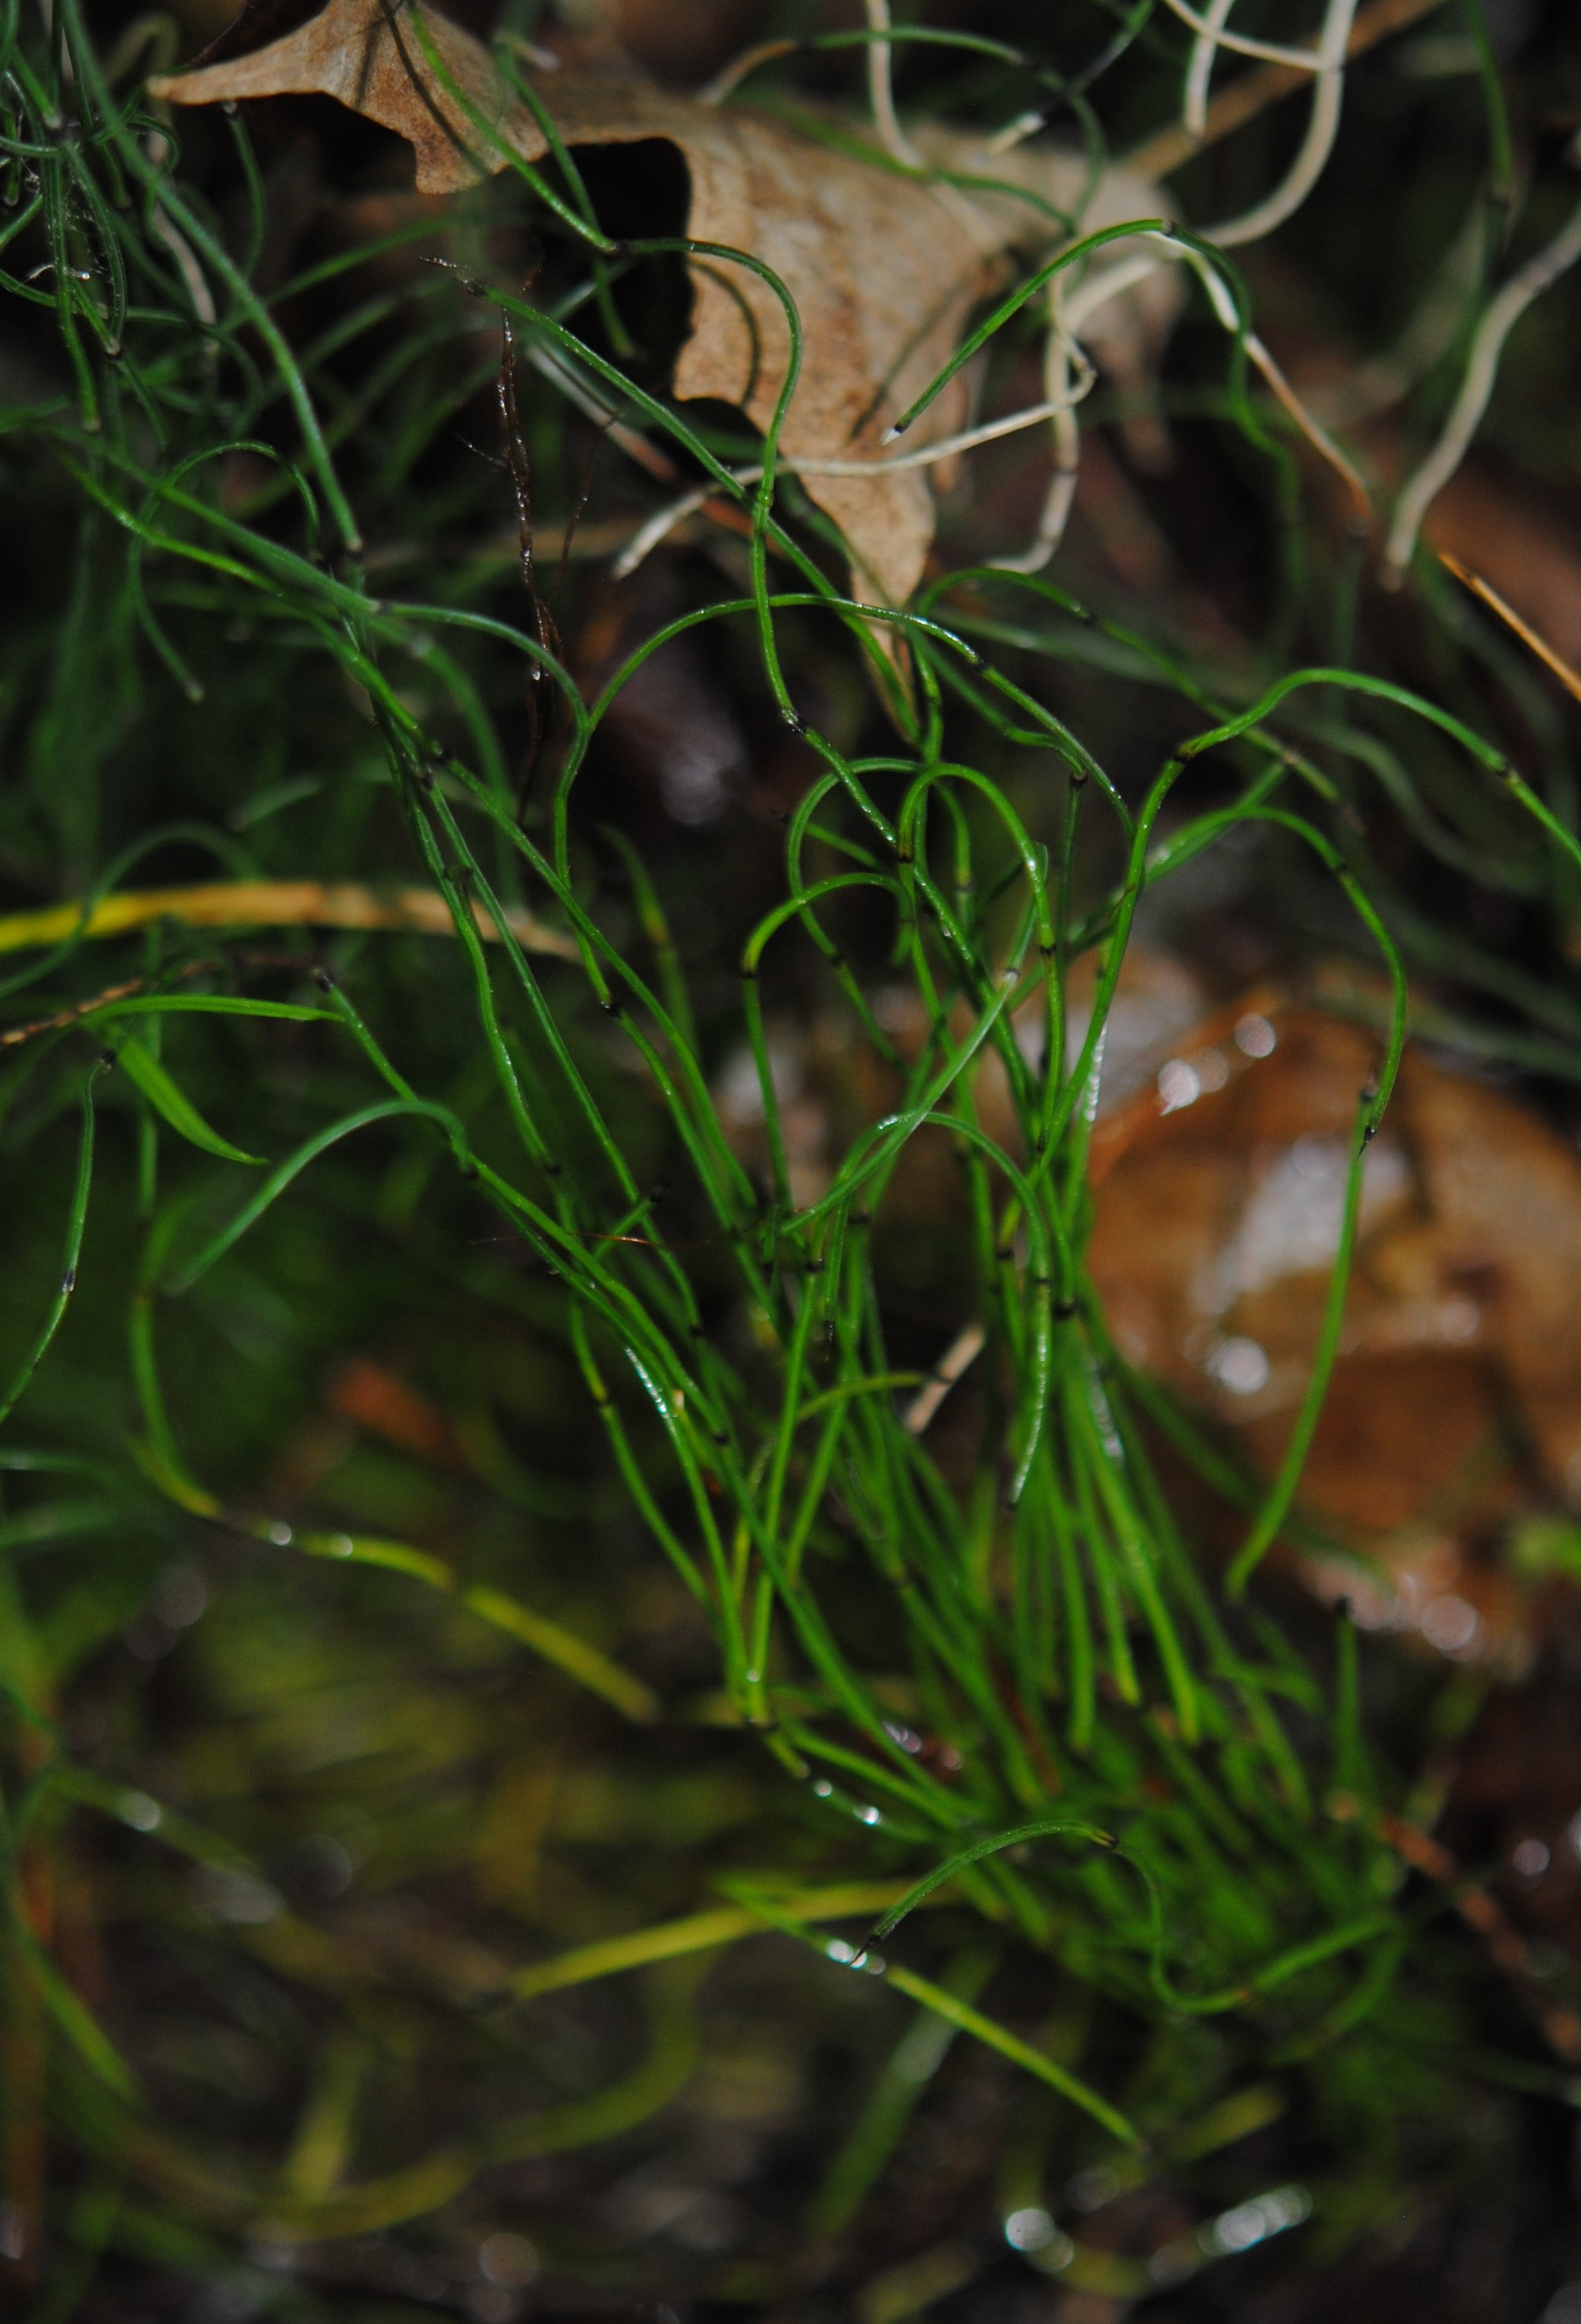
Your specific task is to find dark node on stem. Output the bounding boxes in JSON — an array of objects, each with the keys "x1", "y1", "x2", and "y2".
[
  {"x1": 739, "y1": 962, "x2": 758, "y2": 982},
  {"x1": 1070, "y1": 767, "x2": 1089, "y2": 786},
  {"x1": 784, "y1": 710, "x2": 808, "y2": 735},
  {"x1": 827, "y1": 950, "x2": 846, "y2": 970},
  {"x1": 606, "y1": 238, "x2": 632, "y2": 261},
  {"x1": 61, "y1": 1268, "x2": 76, "y2": 1296},
  {"x1": 600, "y1": 994, "x2": 622, "y2": 1013},
  {"x1": 541, "y1": 1157, "x2": 563, "y2": 1176},
  {"x1": 687, "y1": 1321, "x2": 706, "y2": 1338},
  {"x1": 966, "y1": 647, "x2": 987, "y2": 672},
  {"x1": 1039, "y1": 939, "x2": 1057, "y2": 959},
  {"x1": 460, "y1": 1163, "x2": 479, "y2": 1181},
  {"x1": 99, "y1": 1050, "x2": 116, "y2": 1069},
  {"x1": 895, "y1": 844, "x2": 914, "y2": 864},
  {"x1": 1054, "y1": 1298, "x2": 1077, "y2": 1321},
  {"x1": 1362, "y1": 1122, "x2": 1378, "y2": 1144},
  {"x1": 712, "y1": 1429, "x2": 730, "y2": 1447},
  {"x1": 995, "y1": 1245, "x2": 1016, "y2": 1265},
  {"x1": 854, "y1": 1209, "x2": 871, "y2": 1228},
  {"x1": 805, "y1": 1258, "x2": 826, "y2": 1274},
  {"x1": 1359, "y1": 1078, "x2": 1379, "y2": 1104},
  {"x1": 1031, "y1": 1273, "x2": 1052, "y2": 1290},
  {"x1": 591, "y1": 1387, "x2": 611, "y2": 1409},
  {"x1": 313, "y1": 968, "x2": 336, "y2": 993}
]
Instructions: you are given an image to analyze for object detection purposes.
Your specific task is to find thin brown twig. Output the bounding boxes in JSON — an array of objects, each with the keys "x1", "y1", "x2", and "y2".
[
  {"x1": 1127, "y1": 0, "x2": 1450, "y2": 181},
  {"x1": 1, "y1": 977, "x2": 150, "y2": 1050},
  {"x1": 497, "y1": 291, "x2": 567, "y2": 802},
  {"x1": 1246, "y1": 334, "x2": 1372, "y2": 524},
  {"x1": 1438, "y1": 550, "x2": 1581, "y2": 708},
  {"x1": 0, "y1": 956, "x2": 237, "y2": 1049},
  {"x1": 1331, "y1": 1792, "x2": 1581, "y2": 2067}
]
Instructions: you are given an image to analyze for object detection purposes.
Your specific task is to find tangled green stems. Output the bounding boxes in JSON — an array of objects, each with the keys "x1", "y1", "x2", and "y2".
[{"x1": 5, "y1": 0, "x2": 1581, "y2": 2260}]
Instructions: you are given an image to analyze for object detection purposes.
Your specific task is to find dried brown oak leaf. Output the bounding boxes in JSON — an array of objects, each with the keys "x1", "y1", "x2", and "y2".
[{"x1": 151, "y1": 0, "x2": 1175, "y2": 606}]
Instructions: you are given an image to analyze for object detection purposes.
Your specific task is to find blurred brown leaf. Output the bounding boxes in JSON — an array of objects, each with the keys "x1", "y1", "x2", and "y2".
[
  {"x1": 1088, "y1": 991, "x2": 1581, "y2": 1670},
  {"x1": 326, "y1": 1355, "x2": 461, "y2": 1466}
]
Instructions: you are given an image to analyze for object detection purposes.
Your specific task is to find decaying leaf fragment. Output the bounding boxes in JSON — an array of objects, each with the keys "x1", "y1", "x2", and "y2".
[
  {"x1": 1088, "y1": 996, "x2": 1581, "y2": 1672},
  {"x1": 151, "y1": 0, "x2": 1178, "y2": 606}
]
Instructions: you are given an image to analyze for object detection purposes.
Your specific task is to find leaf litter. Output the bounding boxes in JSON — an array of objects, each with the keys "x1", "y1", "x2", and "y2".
[{"x1": 151, "y1": 0, "x2": 1180, "y2": 606}]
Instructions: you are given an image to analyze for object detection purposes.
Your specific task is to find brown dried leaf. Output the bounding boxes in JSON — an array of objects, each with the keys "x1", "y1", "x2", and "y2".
[
  {"x1": 1088, "y1": 993, "x2": 1581, "y2": 1671},
  {"x1": 150, "y1": 0, "x2": 1174, "y2": 606},
  {"x1": 152, "y1": 0, "x2": 513, "y2": 193}
]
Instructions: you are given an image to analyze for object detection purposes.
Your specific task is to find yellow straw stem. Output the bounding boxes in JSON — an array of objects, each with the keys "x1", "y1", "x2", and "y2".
[{"x1": 0, "y1": 880, "x2": 578, "y2": 960}]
